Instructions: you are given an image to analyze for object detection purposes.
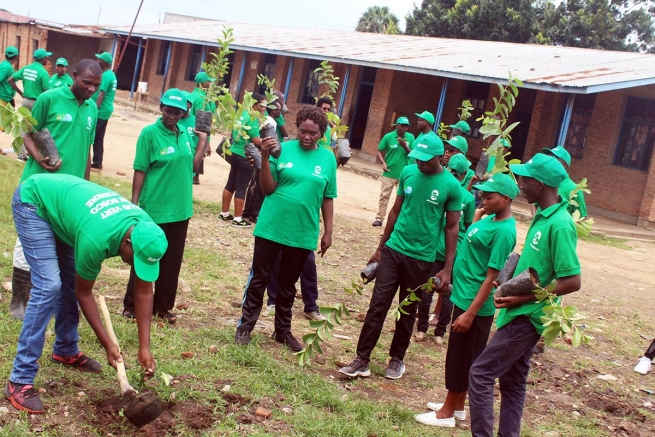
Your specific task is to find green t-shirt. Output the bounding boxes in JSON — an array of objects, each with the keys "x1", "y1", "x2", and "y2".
[
  {"x1": 386, "y1": 165, "x2": 463, "y2": 262},
  {"x1": 230, "y1": 111, "x2": 260, "y2": 158},
  {"x1": 275, "y1": 114, "x2": 286, "y2": 143},
  {"x1": 0, "y1": 60, "x2": 16, "y2": 102},
  {"x1": 462, "y1": 168, "x2": 474, "y2": 189},
  {"x1": 20, "y1": 86, "x2": 98, "y2": 183},
  {"x1": 318, "y1": 125, "x2": 332, "y2": 150},
  {"x1": 559, "y1": 177, "x2": 588, "y2": 218},
  {"x1": 378, "y1": 130, "x2": 416, "y2": 179},
  {"x1": 12, "y1": 61, "x2": 50, "y2": 99},
  {"x1": 178, "y1": 115, "x2": 198, "y2": 148},
  {"x1": 189, "y1": 87, "x2": 216, "y2": 115},
  {"x1": 458, "y1": 187, "x2": 476, "y2": 246},
  {"x1": 254, "y1": 140, "x2": 338, "y2": 250},
  {"x1": 133, "y1": 119, "x2": 196, "y2": 224},
  {"x1": 48, "y1": 73, "x2": 73, "y2": 89},
  {"x1": 91, "y1": 69, "x2": 117, "y2": 120},
  {"x1": 495, "y1": 201, "x2": 581, "y2": 334},
  {"x1": 20, "y1": 174, "x2": 156, "y2": 281},
  {"x1": 487, "y1": 155, "x2": 496, "y2": 173},
  {"x1": 451, "y1": 215, "x2": 517, "y2": 317}
]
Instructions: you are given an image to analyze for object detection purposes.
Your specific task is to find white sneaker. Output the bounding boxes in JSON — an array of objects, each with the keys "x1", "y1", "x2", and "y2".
[
  {"x1": 426, "y1": 402, "x2": 466, "y2": 420},
  {"x1": 414, "y1": 411, "x2": 455, "y2": 427},
  {"x1": 304, "y1": 311, "x2": 326, "y2": 321},
  {"x1": 264, "y1": 304, "x2": 275, "y2": 317},
  {"x1": 634, "y1": 356, "x2": 652, "y2": 375},
  {"x1": 434, "y1": 336, "x2": 445, "y2": 345}
]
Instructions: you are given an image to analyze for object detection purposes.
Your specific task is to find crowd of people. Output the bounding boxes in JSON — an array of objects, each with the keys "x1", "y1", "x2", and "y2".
[{"x1": 0, "y1": 43, "x2": 651, "y2": 437}]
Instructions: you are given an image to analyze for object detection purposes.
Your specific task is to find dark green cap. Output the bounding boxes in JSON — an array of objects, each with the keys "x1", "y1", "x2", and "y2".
[
  {"x1": 509, "y1": 153, "x2": 567, "y2": 188},
  {"x1": 449, "y1": 120, "x2": 470, "y2": 134},
  {"x1": 542, "y1": 146, "x2": 571, "y2": 167},
  {"x1": 473, "y1": 172, "x2": 520, "y2": 199},
  {"x1": 445, "y1": 135, "x2": 468, "y2": 154}
]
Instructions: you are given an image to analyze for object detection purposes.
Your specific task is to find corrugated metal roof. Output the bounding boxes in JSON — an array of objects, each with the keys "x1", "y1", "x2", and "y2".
[
  {"x1": 0, "y1": 11, "x2": 109, "y2": 37},
  {"x1": 105, "y1": 20, "x2": 655, "y2": 94}
]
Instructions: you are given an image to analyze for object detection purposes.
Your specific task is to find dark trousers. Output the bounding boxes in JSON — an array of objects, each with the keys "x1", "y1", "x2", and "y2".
[
  {"x1": 225, "y1": 154, "x2": 254, "y2": 199},
  {"x1": 123, "y1": 219, "x2": 189, "y2": 313},
  {"x1": 243, "y1": 169, "x2": 265, "y2": 221},
  {"x1": 92, "y1": 118, "x2": 109, "y2": 166},
  {"x1": 356, "y1": 246, "x2": 433, "y2": 362},
  {"x1": 645, "y1": 337, "x2": 655, "y2": 360},
  {"x1": 267, "y1": 251, "x2": 319, "y2": 313},
  {"x1": 416, "y1": 261, "x2": 453, "y2": 336},
  {"x1": 238, "y1": 237, "x2": 310, "y2": 335},
  {"x1": 469, "y1": 316, "x2": 540, "y2": 437},
  {"x1": 445, "y1": 305, "x2": 494, "y2": 392}
]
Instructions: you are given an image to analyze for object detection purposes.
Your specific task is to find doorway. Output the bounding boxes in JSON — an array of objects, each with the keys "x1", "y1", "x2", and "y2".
[
  {"x1": 349, "y1": 67, "x2": 377, "y2": 150},
  {"x1": 509, "y1": 88, "x2": 537, "y2": 162}
]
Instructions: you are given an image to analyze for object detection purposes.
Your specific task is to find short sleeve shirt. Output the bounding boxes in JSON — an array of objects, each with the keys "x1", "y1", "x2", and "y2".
[
  {"x1": 459, "y1": 187, "x2": 476, "y2": 246},
  {"x1": 254, "y1": 140, "x2": 338, "y2": 250},
  {"x1": 91, "y1": 69, "x2": 117, "y2": 120},
  {"x1": 275, "y1": 114, "x2": 286, "y2": 143},
  {"x1": 20, "y1": 86, "x2": 98, "y2": 183},
  {"x1": 318, "y1": 126, "x2": 332, "y2": 150},
  {"x1": 461, "y1": 168, "x2": 475, "y2": 189},
  {"x1": 386, "y1": 165, "x2": 463, "y2": 262},
  {"x1": 230, "y1": 111, "x2": 260, "y2": 158},
  {"x1": 495, "y1": 201, "x2": 581, "y2": 334},
  {"x1": 133, "y1": 119, "x2": 196, "y2": 224},
  {"x1": 12, "y1": 62, "x2": 50, "y2": 99},
  {"x1": 378, "y1": 130, "x2": 416, "y2": 179},
  {"x1": 178, "y1": 115, "x2": 198, "y2": 148},
  {"x1": 48, "y1": 73, "x2": 73, "y2": 89},
  {"x1": 190, "y1": 87, "x2": 216, "y2": 115},
  {"x1": 451, "y1": 215, "x2": 517, "y2": 316},
  {"x1": 0, "y1": 60, "x2": 16, "y2": 102},
  {"x1": 20, "y1": 174, "x2": 156, "y2": 281},
  {"x1": 559, "y1": 177, "x2": 588, "y2": 218}
]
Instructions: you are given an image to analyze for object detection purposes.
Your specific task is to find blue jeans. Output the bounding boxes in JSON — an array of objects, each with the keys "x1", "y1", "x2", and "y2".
[
  {"x1": 10, "y1": 186, "x2": 80, "y2": 385},
  {"x1": 266, "y1": 251, "x2": 319, "y2": 313}
]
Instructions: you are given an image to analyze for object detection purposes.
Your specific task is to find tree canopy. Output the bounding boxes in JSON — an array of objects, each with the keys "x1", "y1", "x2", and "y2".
[
  {"x1": 405, "y1": 0, "x2": 655, "y2": 52},
  {"x1": 356, "y1": 6, "x2": 400, "y2": 34}
]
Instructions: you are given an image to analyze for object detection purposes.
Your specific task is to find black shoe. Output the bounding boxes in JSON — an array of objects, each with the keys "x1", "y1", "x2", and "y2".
[
  {"x1": 90, "y1": 164, "x2": 103, "y2": 170},
  {"x1": 372, "y1": 220, "x2": 383, "y2": 227},
  {"x1": 217, "y1": 213, "x2": 234, "y2": 222},
  {"x1": 232, "y1": 219, "x2": 252, "y2": 228},
  {"x1": 272, "y1": 331, "x2": 304, "y2": 352},
  {"x1": 235, "y1": 328, "x2": 250, "y2": 346}
]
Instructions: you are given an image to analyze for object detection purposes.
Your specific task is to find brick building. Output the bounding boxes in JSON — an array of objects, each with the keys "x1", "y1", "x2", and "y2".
[{"x1": 104, "y1": 16, "x2": 655, "y2": 228}]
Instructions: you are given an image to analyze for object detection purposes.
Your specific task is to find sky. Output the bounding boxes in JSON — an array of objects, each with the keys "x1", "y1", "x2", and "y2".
[{"x1": 3, "y1": 0, "x2": 420, "y2": 32}]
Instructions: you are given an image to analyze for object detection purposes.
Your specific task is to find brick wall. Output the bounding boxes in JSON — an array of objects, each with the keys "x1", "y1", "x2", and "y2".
[{"x1": 0, "y1": 23, "x2": 49, "y2": 72}]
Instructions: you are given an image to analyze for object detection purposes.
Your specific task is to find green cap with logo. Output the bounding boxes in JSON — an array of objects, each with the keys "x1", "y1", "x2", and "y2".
[
  {"x1": 473, "y1": 172, "x2": 520, "y2": 199},
  {"x1": 160, "y1": 88, "x2": 188, "y2": 111},
  {"x1": 33, "y1": 48, "x2": 52, "y2": 60},
  {"x1": 5, "y1": 46, "x2": 18, "y2": 58},
  {"x1": 408, "y1": 133, "x2": 444, "y2": 161},
  {"x1": 394, "y1": 116, "x2": 410, "y2": 125},
  {"x1": 195, "y1": 71, "x2": 216, "y2": 84},
  {"x1": 95, "y1": 52, "x2": 113, "y2": 64},
  {"x1": 182, "y1": 90, "x2": 193, "y2": 105},
  {"x1": 55, "y1": 58, "x2": 68, "y2": 67},
  {"x1": 509, "y1": 153, "x2": 567, "y2": 188},
  {"x1": 445, "y1": 135, "x2": 468, "y2": 154},
  {"x1": 448, "y1": 153, "x2": 471, "y2": 176},
  {"x1": 542, "y1": 146, "x2": 571, "y2": 167},
  {"x1": 449, "y1": 120, "x2": 471, "y2": 134},
  {"x1": 415, "y1": 111, "x2": 435, "y2": 125},
  {"x1": 131, "y1": 222, "x2": 168, "y2": 282}
]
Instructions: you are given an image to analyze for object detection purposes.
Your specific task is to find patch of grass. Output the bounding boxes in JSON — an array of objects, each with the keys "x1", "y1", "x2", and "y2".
[{"x1": 580, "y1": 233, "x2": 631, "y2": 250}]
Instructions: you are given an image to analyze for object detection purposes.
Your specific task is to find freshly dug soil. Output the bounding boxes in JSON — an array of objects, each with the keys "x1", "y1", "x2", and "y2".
[
  {"x1": 260, "y1": 124, "x2": 280, "y2": 159},
  {"x1": 195, "y1": 111, "x2": 213, "y2": 134},
  {"x1": 495, "y1": 268, "x2": 540, "y2": 297},
  {"x1": 496, "y1": 253, "x2": 520, "y2": 285},
  {"x1": 245, "y1": 143, "x2": 262, "y2": 170},
  {"x1": 475, "y1": 153, "x2": 489, "y2": 180},
  {"x1": 33, "y1": 128, "x2": 59, "y2": 165}
]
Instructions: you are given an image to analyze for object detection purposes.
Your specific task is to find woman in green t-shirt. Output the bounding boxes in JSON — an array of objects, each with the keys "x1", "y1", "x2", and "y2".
[
  {"x1": 122, "y1": 88, "x2": 207, "y2": 324},
  {"x1": 416, "y1": 173, "x2": 518, "y2": 428},
  {"x1": 234, "y1": 106, "x2": 337, "y2": 351}
]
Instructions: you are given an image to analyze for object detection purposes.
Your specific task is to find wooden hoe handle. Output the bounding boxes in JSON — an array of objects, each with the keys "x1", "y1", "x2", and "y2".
[{"x1": 98, "y1": 295, "x2": 135, "y2": 395}]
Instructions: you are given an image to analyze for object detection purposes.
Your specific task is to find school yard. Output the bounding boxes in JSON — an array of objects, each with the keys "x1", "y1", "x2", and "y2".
[{"x1": 0, "y1": 104, "x2": 654, "y2": 436}]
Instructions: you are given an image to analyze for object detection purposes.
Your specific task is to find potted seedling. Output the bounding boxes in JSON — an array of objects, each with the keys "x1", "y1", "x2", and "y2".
[
  {"x1": 496, "y1": 252, "x2": 520, "y2": 285},
  {"x1": 255, "y1": 74, "x2": 282, "y2": 158},
  {"x1": 314, "y1": 61, "x2": 351, "y2": 165},
  {"x1": 0, "y1": 102, "x2": 59, "y2": 164}
]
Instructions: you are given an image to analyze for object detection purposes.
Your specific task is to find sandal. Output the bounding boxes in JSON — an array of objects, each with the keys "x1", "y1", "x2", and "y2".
[
  {"x1": 122, "y1": 308, "x2": 136, "y2": 321},
  {"x1": 156, "y1": 310, "x2": 177, "y2": 324}
]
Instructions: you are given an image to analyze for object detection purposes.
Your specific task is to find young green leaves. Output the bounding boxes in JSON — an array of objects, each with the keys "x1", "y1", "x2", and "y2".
[
  {"x1": 0, "y1": 102, "x2": 38, "y2": 153},
  {"x1": 534, "y1": 280, "x2": 592, "y2": 347}
]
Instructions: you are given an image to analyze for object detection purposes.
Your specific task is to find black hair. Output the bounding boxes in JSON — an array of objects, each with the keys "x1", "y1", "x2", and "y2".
[
  {"x1": 74, "y1": 59, "x2": 103, "y2": 77},
  {"x1": 316, "y1": 96, "x2": 333, "y2": 108},
  {"x1": 296, "y1": 105, "x2": 328, "y2": 136},
  {"x1": 252, "y1": 93, "x2": 266, "y2": 102}
]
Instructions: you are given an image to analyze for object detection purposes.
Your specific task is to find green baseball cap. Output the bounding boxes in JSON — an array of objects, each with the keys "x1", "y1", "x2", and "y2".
[
  {"x1": 473, "y1": 172, "x2": 520, "y2": 199},
  {"x1": 33, "y1": 48, "x2": 52, "y2": 60},
  {"x1": 449, "y1": 120, "x2": 471, "y2": 134},
  {"x1": 195, "y1": 71, "x2": 216, "y2": 84},
  {"x1": 415, "y1": 111, "x2": 435, "y2": 125},
  {"x1": 131, "y1": 222, "x2": 168, "y2": 282},
  {"x1": 95, "y1": 52, "x2": 113, "y2": 64},
  {"x1": 509, "y1": 153, "x2": 567, "y2": 188},
  {"x1": 500, "y1": 138, "x2": 512, "y2": 149},
  {"x1": 394, "y1": 116, "x2": 410, "y2": 125},
  {"x1": 408, "y1": 133, "x2": 444, "y2": 161},
  {"x1": 160, "y1": 88, "x2": 188, "y2": 111},
  {"x1": 445, "y1": 135, "x2": 468, "y2": 154},
  {"x1": 55, "y1": 58, "x2": 68, "y2": 67},
  {"x1": 5, "y1": 46, "x2": 18, "y2": 58},
  {"x1": 182, "y1": 90, "x2": 194, "y2": 105},
  {"x1": 542, "y1": 146, "x2": 571, "y2": 167},
  {"x1": 448, "y1": 153, "x2": 471, "y2": 176}
]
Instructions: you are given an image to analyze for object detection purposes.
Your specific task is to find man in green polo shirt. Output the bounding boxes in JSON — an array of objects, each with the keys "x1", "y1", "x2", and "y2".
[
  {"x1": 90, "y1": 52, "x2": 117, "y2": 170},
  {"x1": 189, "y1": 71, "x2": 217, "y2": 184},
  {"x1": 48, "y1": 58, "x2": 73, "y2": 89},
  {"x1": 468, "y1": 153, "x2": 581, "y2": 437},
  {"x1": 449, "y1": 120, "x2": 470, "y2": 137},
  {"x1": 543, "y1": 146, "x2": 588, "y2": 218},
  {"x1": 0, "y1": 46, "x2": 19, "y2": 106},
  {"x1": 6, "y1": 174, "x2": 167, "y2": 414},
  {"x1": 373, "y1": 116, "x2": 416, "y2": 227},
  {"x1": 443, "y1": 135, "x2": 474, "y2": 189},
  {"x1": 317, "y1": 97, "x2": 334, "y2": 149}
]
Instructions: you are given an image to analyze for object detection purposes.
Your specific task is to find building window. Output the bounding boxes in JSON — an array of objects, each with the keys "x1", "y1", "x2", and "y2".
[
  {"x1": 299, "y1": 59, "x2": 321, "y2": 104},
  {"x1": 563, "y1": 94, "x2": 596, "y2": 159},
  {"x1": 33, "y1": 39, "x2": 39, "y2": 51},
  {"x1": 257, "y1": 54, "x2": 277, "y2": 94},
  {"x1": 463, "y1": 82, "x2": 490, "y2": 138},
  {"x1": 185, "y1": 45, "x2": 203, "y2": 81},
  {"x1": 156, "y1": 41, "x2": 171, "y2": 76},
  {"x1": 614, "y1": 97, "x2": 655, "y2": 171}
]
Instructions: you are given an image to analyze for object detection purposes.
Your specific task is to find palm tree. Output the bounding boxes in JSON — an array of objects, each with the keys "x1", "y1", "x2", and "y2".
[{"x1": 356, "y1": 6, "x2": 401, "y2": 34}]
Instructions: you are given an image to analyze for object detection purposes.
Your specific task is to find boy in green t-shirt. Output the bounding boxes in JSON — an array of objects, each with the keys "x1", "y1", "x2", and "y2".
[
  {"x1": 48, "y1": 58, "x2": 74, "y2": 89},
  {"x1": 542, "y1": 146, "x2": 588, "y2": 218},
  {"x1": 339, "y1": 134, "x2": 462, "y2": 381},
  {"x1": 468, "y1": 153, "x2": 581, "y2": 437},
  {"x1": 372, "y1": 116, "x2": 415, "y2": 227},
  {"x1": 90, "y1": 52, "x2": 118, "y2": 170},
  {"x1": 0, "y1": 46, "x2": 19, "y2": 106}
]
